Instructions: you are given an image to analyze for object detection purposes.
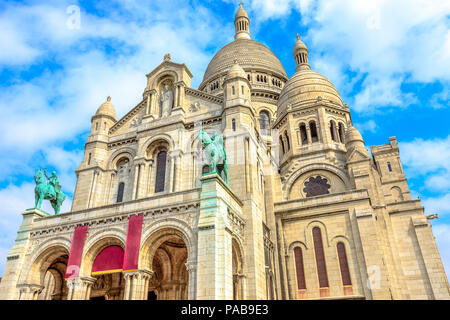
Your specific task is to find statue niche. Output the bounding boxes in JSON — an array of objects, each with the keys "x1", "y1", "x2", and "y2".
[{"x1": 159, "y1": 81, "x2": 174, "y2": 118}]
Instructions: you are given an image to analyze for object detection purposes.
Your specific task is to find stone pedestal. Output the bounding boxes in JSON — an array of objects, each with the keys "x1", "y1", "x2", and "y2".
[
  {"x1": 196, "y1": 173, "x2": 241, "y2": 300},
  {"x1": 0, "y1": 208, "x2": 48, "y2": 300}
]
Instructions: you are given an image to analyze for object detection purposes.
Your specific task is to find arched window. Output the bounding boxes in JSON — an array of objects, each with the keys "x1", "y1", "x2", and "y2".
[
  {"x1": 259, "y1": 110, "x2": 270, "y2": 135},
  {"x1": 232, "y1": 86, "x2": 235, "y2": 95},
  {"x1": 310, "y1": 121, "x2": 319, "y2": 143},
  {"x1": 232, "y1": 119, "x2": 236, "y2": 131},
  {"x1": 88, "y1": 153, "x2": 91, "y2": 165},
  {"x1": 284, "y1": 131, "x2": 290, "y2": 150},
  {"x1": 117, "y1": 182, "x2": 125, "y2": 203},
  {"x1": 279, "y1": 136, "x2": 285, "y2": 155},
  {"x1": 337, "y1": 242, "x2": 353, "y2": 295},
  {"x1": 294, "y1": 247, "x2": 306, "y2": 299},
  {"x1": 338, "y1": 123, "x2": 345, "y2": 143},
  {"x1": 155, "y1": 151, "x2": 167, "y2": 193},
  {"x1": 387, "y1": 162, "x2": 392, "y2": 172},
  {"x1": 312, "y1": 227, "x2": 329, "y2": 296},
  {"x1": 330, "y1": 121, "x2": 337, "y2": 142},
  {"x1": 202, "y1": 165, "x2": 210, "y2": 175},
  {"x1": 300, "y1": 124, "x2": 308, "y2": 145}
]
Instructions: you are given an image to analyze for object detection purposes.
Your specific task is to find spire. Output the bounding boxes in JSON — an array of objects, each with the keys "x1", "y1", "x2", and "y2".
[
  {"x1": 293, "y1": 33, "x2": 310, "y2": 72},
  {"x1": 234, "y1": 2, "x2": 250, "y2": 40}
]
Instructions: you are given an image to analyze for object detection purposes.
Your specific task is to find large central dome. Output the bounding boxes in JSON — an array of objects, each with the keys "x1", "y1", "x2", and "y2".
[
  {"x1": 198, "y1": 3, "x2": 287, "y2": 93},
  {"x1": 200, "y1": 39, "x2": 287, "y2": 89}
]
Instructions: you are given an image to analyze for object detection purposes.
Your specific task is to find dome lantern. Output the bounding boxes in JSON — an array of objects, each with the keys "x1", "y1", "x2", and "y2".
[
  {"x1": 294, "y1": 34, "x2": 310, "y2": 72},
  {"x1": 235, "y1": 2, "x2": 251, "y2": 40}
]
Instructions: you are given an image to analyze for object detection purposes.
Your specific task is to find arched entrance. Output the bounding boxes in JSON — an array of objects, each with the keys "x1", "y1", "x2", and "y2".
[
  {"x1": 143, "y1": 229, "x2": 189, "y2": 300},
  {"x1": 232, "y1": 238, "x2": 244, "y2": 300},
  {"x1": 37, "y1": 252, "x2": 69, "y2": 300},
  {"x1": 85, "y1": 238, "x2": 126, "y2": 300},
  {"x1": 23, "y1": 245, "x2": 69, "y2": 300}
]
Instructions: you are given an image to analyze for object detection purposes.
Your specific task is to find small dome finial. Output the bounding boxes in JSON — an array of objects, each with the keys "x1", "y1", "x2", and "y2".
[
  {"x1": 234, "y1": 1, "x2": 250, "y2": 40},
  {"x1": 293, "y1": 33, "x2": 310, "y2": 72},
  {"x1": 107, "y1": 96, "x2": 111, "y2": 102}
]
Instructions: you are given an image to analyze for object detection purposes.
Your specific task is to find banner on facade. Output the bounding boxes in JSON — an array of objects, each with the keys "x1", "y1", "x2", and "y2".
[
  {"x1": 123, "y1": 214, "x2": 144, "y2": 271},
  {"x1": 65, "y1": 225, "x2": 88, "y2": 279}
]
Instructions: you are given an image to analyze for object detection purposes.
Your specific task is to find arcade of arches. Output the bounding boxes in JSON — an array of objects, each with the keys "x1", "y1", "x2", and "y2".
[{"x1": 30, "y1": 229, "x2": 193, "y2": 300}]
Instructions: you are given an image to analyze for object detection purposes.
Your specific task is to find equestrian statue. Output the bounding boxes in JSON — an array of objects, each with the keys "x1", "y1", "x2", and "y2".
[
  {"x1": 198, "y1": 125, "x2": 229, "y2": 185},
  {"x1": 34, "y1": 168, "x2": 66, "y2": 215}
]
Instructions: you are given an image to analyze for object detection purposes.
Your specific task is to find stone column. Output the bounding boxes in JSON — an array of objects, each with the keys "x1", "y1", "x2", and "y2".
[
  {"x1": 66, "y1": 277, "x2": 96, "y2": 300},
  {"x1": 123, "y1": 270, "x2": 153, "y2": 300},
  {"x1": 17, "y1": 283, "x2": 43, "y2": 300},
  {"x1": 88, "y1": 170, "x2": 100, "y2": 208},
  {"x1": 146, "y1": 159, "x2": 155, "y2": 196},
  {"x1": 185, "y1": 260, "x2": 197, "y2": 300},
  {"x1": 306, "y1": 126, "x2": 312, "y2": 144}
]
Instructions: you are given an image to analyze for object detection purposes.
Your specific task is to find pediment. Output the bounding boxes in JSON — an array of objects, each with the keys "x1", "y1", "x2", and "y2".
[
  {"x1": 109, "y1": 100, "x2": 146, "y2": 136},
  {"x1": 347, "y1": 148, "x2": 370, "y2": 163}
]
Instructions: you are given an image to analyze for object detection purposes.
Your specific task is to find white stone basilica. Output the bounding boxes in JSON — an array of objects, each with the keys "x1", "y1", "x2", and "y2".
[{"x1": 0, "y1": 4, "x2": 448, "y2": 300}]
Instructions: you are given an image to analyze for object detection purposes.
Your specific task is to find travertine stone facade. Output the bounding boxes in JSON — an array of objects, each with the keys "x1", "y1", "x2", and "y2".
[{"x1": 0, "y1": 4, "x2": 448, "y2": 300}]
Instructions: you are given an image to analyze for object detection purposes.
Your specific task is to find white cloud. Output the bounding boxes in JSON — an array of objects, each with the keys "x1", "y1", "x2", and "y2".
[
  {"x1": 400, "y1": 135, "x2": 450, "y2": 192},
  {"x1": 249, "y1": 0, "x2": 450, "y2": 112},
  {"x1": 354, "y1": 120, "x2": 377, "y2": 134},
  {"x1": 423, "y1": 194, "x2": 450, "y2": 216}
]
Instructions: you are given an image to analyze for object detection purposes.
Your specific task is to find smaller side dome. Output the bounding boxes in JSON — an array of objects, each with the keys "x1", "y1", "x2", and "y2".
[
  {"x1": 226, "y1": 60, "x2": 247, "y2": 80},
  {"x1": 345, "y1": 125, "x2": 364, "y2": 144},
  {"x1": 95, "y1": 96, "x2": 116, "y2": 120}
]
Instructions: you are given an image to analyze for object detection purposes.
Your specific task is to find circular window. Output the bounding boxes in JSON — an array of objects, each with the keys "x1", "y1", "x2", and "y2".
[{"x1": 303, "y1": 176, "x2": 331, "y2": 197}]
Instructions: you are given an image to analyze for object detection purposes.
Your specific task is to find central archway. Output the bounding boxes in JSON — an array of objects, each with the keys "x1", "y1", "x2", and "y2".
[{"x1": 141, "y1": 228, "x2": 189, "y2": 300}]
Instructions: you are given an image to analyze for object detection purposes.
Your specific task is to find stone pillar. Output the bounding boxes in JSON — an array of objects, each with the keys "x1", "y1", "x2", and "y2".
[
  {"x1": 412, "y1": 217, "x2": 450, "y2": 299},
  {"x1": 185, "y1": 260, "x2": 197, "y2": 300},
  {"x1": 88, "y1": 170, "x2": 100, "y2": 208},
  {"x1": 351, "y1": 208, "x2": 391, "y2": 299},
  {"x1": 17, "y1": 283, "x2": 43, "y2": 300},
  {"x1": 123, "y1": 270, "x2": 153, "y2": 300},
  {"x1": 0, "y1": 208, "x2": 48, "y2": 300},
  {"x1": 146, "y1": 159, "x2": 155, "y2": 195},
  {"x1": 66, "y1": 277, "x2": 96, "y2": 300},
  {"x1": 197, "y1": 173, "x2": 237, "y2": 299},
  {"x1": 306, "y1": 126, "x2": 312, "y2": 144}
]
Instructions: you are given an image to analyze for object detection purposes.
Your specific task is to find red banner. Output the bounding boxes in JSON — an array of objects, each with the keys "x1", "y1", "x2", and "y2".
[
  {"x1": 123, "y1": 214, "x2": 143, "y2": 271},
  {"x1": 92, "y1": 246, "x2": 124, "y2": 275},
  {"x1": 65, "y1": 225, "x2": 88, "y2": 279}
]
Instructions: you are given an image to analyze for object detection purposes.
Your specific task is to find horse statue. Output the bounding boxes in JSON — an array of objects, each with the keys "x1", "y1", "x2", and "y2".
[
  {"x1": 34, "y1": 168, "x2": 66, "y2": 215},
  {"x1": 198, "y1": 127, "x2": 229, "y2": 184}
]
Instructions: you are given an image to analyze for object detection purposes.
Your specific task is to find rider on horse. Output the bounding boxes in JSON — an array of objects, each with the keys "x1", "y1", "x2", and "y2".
[{"x1": 44, "y1": 170, "x2": 62, "y2": 196}]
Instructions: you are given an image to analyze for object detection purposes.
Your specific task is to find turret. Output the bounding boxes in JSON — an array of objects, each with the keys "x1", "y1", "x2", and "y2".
[{"x1": 90, "y1": 96, "x2": 117, "y2": 136}]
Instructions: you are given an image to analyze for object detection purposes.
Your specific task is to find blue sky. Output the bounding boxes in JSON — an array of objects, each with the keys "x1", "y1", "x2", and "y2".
[{"x1": 0, "y1": 0, "x2": 449, "y2": 279}]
